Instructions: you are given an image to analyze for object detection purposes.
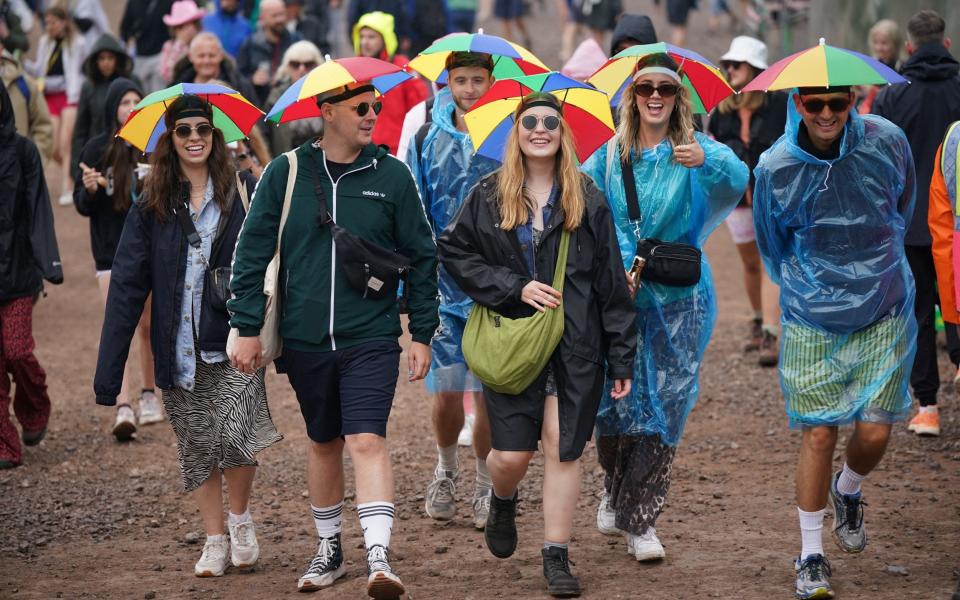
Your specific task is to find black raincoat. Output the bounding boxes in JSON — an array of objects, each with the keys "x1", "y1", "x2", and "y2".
[
  {"x1": 438, "y1": 172, "x2": 637, "y2": 461},
  {"x1": 0, "y1": 85, "x2": 63, "y2": 303}
]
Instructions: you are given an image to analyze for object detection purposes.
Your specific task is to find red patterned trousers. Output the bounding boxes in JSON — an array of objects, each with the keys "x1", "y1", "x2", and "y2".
[{"x1": 0, "y1": 296, "x2": 51, "y2": 465}]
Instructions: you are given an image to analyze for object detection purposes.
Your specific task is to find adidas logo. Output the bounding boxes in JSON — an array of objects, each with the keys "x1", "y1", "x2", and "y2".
[{"x1": 362, "y1": 190, "x2": 386, "y2": 198}]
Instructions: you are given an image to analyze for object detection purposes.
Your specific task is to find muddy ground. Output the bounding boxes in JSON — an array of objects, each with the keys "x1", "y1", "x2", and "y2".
[{"x1": 2, "y1": 1, "x2": 959, "y2": 599}]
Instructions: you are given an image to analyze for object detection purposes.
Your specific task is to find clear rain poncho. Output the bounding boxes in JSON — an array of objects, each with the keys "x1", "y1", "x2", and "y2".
[
  {"x1": 582, "y1": 133, "x2": 748, "y2": 445},
  {"x1": 753, "y1": 92, "x2": 917, "y2": 428},
  {"x1": 406, "y1": 87, "x2": 499, "y2": 392}
]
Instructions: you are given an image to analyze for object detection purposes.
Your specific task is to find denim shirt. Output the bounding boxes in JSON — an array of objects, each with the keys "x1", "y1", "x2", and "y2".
[
  {"x1": 174, "y1": 178, "x2": 228, "y2": 391},
  {"x1": 515, "y1": 184, "x2": 557, "y2": 278}
]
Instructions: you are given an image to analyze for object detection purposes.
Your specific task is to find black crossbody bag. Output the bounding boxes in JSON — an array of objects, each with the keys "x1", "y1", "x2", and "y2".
[
  {"x1": 621, "y1": 157, "x2": 702, "y2": 287},
  {"x1": 308, "y1": 154, "x2": 410, "y2": 301},
  {"x1": 174, "y1": 182, "x2": 233, "y2": 313}
]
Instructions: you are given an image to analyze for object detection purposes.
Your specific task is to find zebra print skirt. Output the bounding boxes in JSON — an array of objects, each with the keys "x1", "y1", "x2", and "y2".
[{"x1": 162, "y1": 360, "x2": 282, "y2": 492}]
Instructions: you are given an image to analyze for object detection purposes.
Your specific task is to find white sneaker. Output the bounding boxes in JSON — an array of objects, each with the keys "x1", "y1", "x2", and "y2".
[
  {"x1": 228, "y1": 519, "x2": 260, "y2": 569},
  {"x1": 138, "y1": 390, "x2": 164, "y2": 425},
  {"x1": 626, "y1": 528, "x2": 665, "y2": 562},
  {"x1": 458, "y1": 412, "x2": 475, "y2": 447},
  {"x1": 112, "y1": 405, "x2": 137, "y2": 441},
  {"x1": 596, "y1": 492, "x2": 620, "y2": 535},
  {"x1": 195, "y1": 535, "x2": 231, "y2": 577}
]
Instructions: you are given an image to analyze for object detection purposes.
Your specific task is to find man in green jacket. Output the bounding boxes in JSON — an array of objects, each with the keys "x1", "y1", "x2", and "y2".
[{"x1": 228, "y1": 81, "x2": 439, "y2": 598}]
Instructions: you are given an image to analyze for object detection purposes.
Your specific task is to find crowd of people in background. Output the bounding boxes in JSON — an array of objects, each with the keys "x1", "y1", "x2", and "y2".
[{"x1": 0, "y1": 1, "x2": 959, "y2": 600}]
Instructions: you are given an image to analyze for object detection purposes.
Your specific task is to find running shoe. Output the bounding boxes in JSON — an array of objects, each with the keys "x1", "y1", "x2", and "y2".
[
  {"x1": 112, "y1": 404, "x2": 137, "y2": 441},
  {"x1": 424, "y1": 466, "x2": 458, "y2": 520},
  {"x1": 366, "y1": 544, "x2": 404, "y2": 599},
  {"x1": 484, "y1": 491, "x2": 518, "y2": 559},
  {"x1": 542, "y1": 546, "x2": 582, "y2": 597},
  {"x1": 907, "y1": 411, "x2": 940, "y2": 436},
  {"x1": 794, "y1": 554, "x2": 834, "y2": 599},
  {"x1": 626, "y1": 528, "x2": 665, "y2": 561},
  {"x1": 829, "y1": 472, "x2": 867, "y2": 553},
  {"x1": 596, "y1": 493, "x2": 619, "y2": 535},
  {"x1": 195, "y1": 535, "x2": 230, "y2": 577},
  {"x1": 744, "y1": 318, "x2": 763, "y2": 352},
  {"x1": 458, "y1": 412, "x2": 475, "y2": 447},
  {"x1": 758, "y1": 330, "x2": 779, "y2": 367},
  {"x1": 472, "y1": 487, "x2": 491, "y2": 530},
  {"x1": 138, "y1": 390, "x2": 164, "y2": 425},
  {"x1": 228, "y1": 518, "x2": 259, "y2": 569},
  {"x1": 297, "y1": 534, "x2": 345, "y2": 592}
]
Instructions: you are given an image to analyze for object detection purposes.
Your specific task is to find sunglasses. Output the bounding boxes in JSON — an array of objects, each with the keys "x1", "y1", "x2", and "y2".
[
  {"x1": 800, "y1": 95, "x2": 852, "y2": 114},
  {"x1": 289, "y1": 60, "x2": 317, "y2": 70},
  {"x1": 721, "y1": 60, "x2": 746, "y2": 71},
  {"x1": 340, "y1": 101, "x2": 382, "y2": 116},
  {"x1": 634, "y1": 83, "x2": 680, "y2": 98},
  {"x1": 173, "y1": 123, "x2": 214, "y2": 139},
  {"x1": 519, "y1": 114, "x2": 561, "y2": 131}
]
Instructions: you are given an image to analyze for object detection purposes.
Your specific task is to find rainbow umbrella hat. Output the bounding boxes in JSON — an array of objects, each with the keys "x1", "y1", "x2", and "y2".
[
  {"x1": 407, "y1": 30, "x2": 549, "y2": 85},
  {"x1": 118, "y1": 83, "x2": 264, "y2": 153},
  {"x1": 464, "y1": 72, "x2": 614, "y2": 163},
  {"x1": 266, "y1": 56, "x2": 413, "y2": 124},
  {"x1": 743, "y1": 38, "x2": 908, "y2": 92},
  {"x1": 589, "y1": 42, "x2": 734, "y2": 114}
]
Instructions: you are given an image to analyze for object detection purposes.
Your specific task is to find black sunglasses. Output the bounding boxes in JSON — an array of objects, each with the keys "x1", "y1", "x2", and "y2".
[
  {"x1": 634, "y1": 83, "x2": 680, "y2": 98},
  {"x1": 173, "y1": 123, "x2": 214, "y2": 139},
  {"x1": 340, "y1": 100, "x2": 382, "y2": 117},
  {"x1": 800, "y1": 95, "x2": 852, "y2": 114},
  {"x1": 519, "y1": 114, "x2": 561, "y2": 131},
  {"x1": 289, "y1": 60, "x2": 318, "y2": 70},
  {"x1": 721, "y1": 60, "x2": 747, "y2": 71}
]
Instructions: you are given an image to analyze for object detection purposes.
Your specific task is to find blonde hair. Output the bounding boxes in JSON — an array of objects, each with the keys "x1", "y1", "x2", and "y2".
[
  {"x1": 716, "y1": 61, "x2": 765, "y2": 114},
  {"x1": 496, "y1": 94, "x2": 585, "y2": 232},
  {"x1": 869, "y1": 19, "x2": 902, "y2": 53},
  {"x1": 617, "y1": 55, "x2": 694, "y2": 162},
  {"x1": 277, "y1": 40, "x2": 323, "y2": 83}
]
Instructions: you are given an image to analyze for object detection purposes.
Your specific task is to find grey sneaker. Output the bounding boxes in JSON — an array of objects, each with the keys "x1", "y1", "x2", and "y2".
[
  {"x1": 424, "y1": 466, "x2": 458, "y2": 520},
  {"x1": 794, "y1": 554, "x2": 834, "y2": 599},
  {"x1": 366, "y1": 544, "x2": 404, "y2": 599},
  {"x1": 138, "y1": 390, "x2": 164, "y2": 425},
  {"x1": 829, "y1": 472, "x2": 867, "y2": 553},
  {"x1": 472, "y1": 488, "x2": 491, "y2": 530},
  {"x1": 112, "y1": 404, "x2": 137, "y2": 441}
]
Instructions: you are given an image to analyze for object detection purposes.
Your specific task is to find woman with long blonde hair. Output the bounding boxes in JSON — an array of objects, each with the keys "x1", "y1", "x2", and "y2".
[
  {"x1": 439, "y1": 92, "x2": 636, "y2": 597},
  {"x1": 582, "y1": 53, "x2": 748, "y2": 563}
]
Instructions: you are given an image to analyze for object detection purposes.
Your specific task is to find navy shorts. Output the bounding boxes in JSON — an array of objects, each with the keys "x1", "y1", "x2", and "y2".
[{"x1": 283, "y1": 340, "x2": 401, "y2": 443}]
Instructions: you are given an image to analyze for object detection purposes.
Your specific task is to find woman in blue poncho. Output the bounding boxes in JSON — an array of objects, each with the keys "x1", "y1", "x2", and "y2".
[{"x1": 581, "y1": 53, "x2": 748, "y2": 561}]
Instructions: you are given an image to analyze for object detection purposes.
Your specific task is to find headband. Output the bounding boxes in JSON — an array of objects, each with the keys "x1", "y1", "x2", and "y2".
[
  {"x1": 171, "y1": 94, "x2": 212, "y2": 121},
  {"x1": 522, "y1": 98, "x2": 562, "y2": 112},
  {"x1": 316, "y1": 84, "x2": 376, "y2": 107},
  {"x1": 797, "y1": 85, "x2": 852, "y2": 95},
  {"x1": 632, "y1": 66, "x2": 682, "y2": 83}
]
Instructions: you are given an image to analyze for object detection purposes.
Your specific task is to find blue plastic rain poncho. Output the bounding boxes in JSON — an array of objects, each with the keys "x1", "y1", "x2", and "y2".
[
  {"x1": 406, "y1": 87, "x2": 499, "y2": 392},
  {"x1": 582, "y1": 133, "x2": 748, "y2": 445},
  {"x1": 753, "y1": 92, "x2": 917, "y2": 428}
]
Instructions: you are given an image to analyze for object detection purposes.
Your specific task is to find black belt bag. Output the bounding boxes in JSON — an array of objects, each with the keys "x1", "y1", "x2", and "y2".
[
  {"x1": 309, "y1": 155, "x2": 409, "y2": 300},
  {"x1": 622, "y1": 155, "x2": 702, "y2": 287},
  {"x1": 174, "y1": 186, "x2": 232, "y2": 314}
]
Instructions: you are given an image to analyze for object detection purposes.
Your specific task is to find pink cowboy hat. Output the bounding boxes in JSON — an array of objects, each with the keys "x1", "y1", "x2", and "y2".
[{"x1": 163, "y1": 0, "x2": 206, "y2": 27}]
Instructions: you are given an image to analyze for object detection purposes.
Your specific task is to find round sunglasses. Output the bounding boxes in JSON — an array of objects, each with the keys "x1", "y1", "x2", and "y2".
[
  {"x1": 340, "y1": 100, "x2": 382, "y2": 117},
  {"x1": 289, "y1": 60, "x2": 318, "y2": 70},
  {"x1": 799, "y1": 95, "x2": 852, "y2": 114},
  {"x1": 633, "y1": 83, "x2": 680, "y2": 98},
  {"x1": 173, "y1": 123, "x2": 214, "y2": 139},
  {"x1": 519, "y1": 114, "x2": 561, "y2": 131}
]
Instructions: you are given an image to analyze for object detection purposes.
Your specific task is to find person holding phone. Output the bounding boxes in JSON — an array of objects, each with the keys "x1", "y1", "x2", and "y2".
[
  {"x1": 439, "y1": 92, "x2": 636, "y2": 597},
  {"x1": 581, "y1": 53, "x2": 747, "y2": 563}
]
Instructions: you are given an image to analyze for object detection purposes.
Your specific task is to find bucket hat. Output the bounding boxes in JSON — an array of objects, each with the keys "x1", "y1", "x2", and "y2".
[{"x1": 720, "y1": 36, "x2": 768, "y2": 70}]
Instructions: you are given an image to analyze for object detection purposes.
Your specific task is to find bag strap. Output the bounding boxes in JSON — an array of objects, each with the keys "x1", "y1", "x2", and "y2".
[
  {"x1": 173, "y1": 181, "x2": 213, "y2": 271},
  {"x1": 621, "y1": 152, "x2": 641, "y2": 222},
  {"x1": 307, "y1": 152, "x2": 333, "y2": 226},
  {"x1": 236, "y1": 171, "x2": 250, "y2": 212},
  {"x1": 551, "y1": 228, "x2": 571, "y2": 294},
  {"x1": 275, "y1": 149, "x2": 298, "y2": 255}
]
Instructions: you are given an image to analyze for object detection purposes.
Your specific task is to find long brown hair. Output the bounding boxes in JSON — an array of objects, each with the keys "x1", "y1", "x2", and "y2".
[
  {"x1": 496, "y1": 93, "x2": 584, "y2": 232},
  {"x1": 103, "y1": 138, "x2": 139, "y2": 213},
  {"x1": 140, "y1": 97, "x2": 236, "y2": 222},
  {"x1": 617, "y1": 54, "x2": 695, "y2": 162},
  {"x1": 45, "y1": 4, "x2": 75, "y2": 42}
]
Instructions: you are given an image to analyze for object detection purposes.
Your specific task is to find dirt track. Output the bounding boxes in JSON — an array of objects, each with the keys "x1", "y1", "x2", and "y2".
[{"x1": 2, "y1": 1, "x2": 959, "y2": 599}]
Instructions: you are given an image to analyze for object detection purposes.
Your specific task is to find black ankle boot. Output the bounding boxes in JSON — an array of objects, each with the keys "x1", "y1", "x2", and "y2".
[
  {"x1": 484, "y1": 492, "x2": 518, "y2": 558},
  {"x1": 542, "y1": 546, "x2": 581, "y2": 597}
]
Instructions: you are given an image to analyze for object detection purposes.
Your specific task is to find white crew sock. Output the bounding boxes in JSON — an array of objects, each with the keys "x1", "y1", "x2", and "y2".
[
  {"x1": 438, "y1": 443, "x2": 459, "y2": 473},
  {"x1": 798, "y1": 507, "x2": 825, "y2": 560},
  {"x1": 311, "y1": 502, "x2": 343, "y2": 538},
  {"x1": 919, "y1": 405, "x2": 938, "y2": 414},
  {"x1": 228, "y1": 508, "x2": 251, "y2": 525},
  {"x1": 475, "y1": 457, "x2": 492, "y2": 491},
  {"x1": 836, "y1": 463, "x2": 865, "y2": 497},
  {"x1": 357, "y1": 501, "x2": 395, "y2": 550}
]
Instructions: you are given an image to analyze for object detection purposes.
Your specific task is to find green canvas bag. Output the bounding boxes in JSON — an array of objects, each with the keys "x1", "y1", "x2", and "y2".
[{"x1": 462, "y1": 228, "x2": 570, "y2": 395}]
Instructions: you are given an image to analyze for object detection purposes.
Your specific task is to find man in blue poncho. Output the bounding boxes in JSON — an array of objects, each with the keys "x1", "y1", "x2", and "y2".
[
  {"x1": 405, "y1": 51, "x2": 500, "y2": 530},
  {"x1": 753, "y1": 85, "x2": 916, "y2": 599}
]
